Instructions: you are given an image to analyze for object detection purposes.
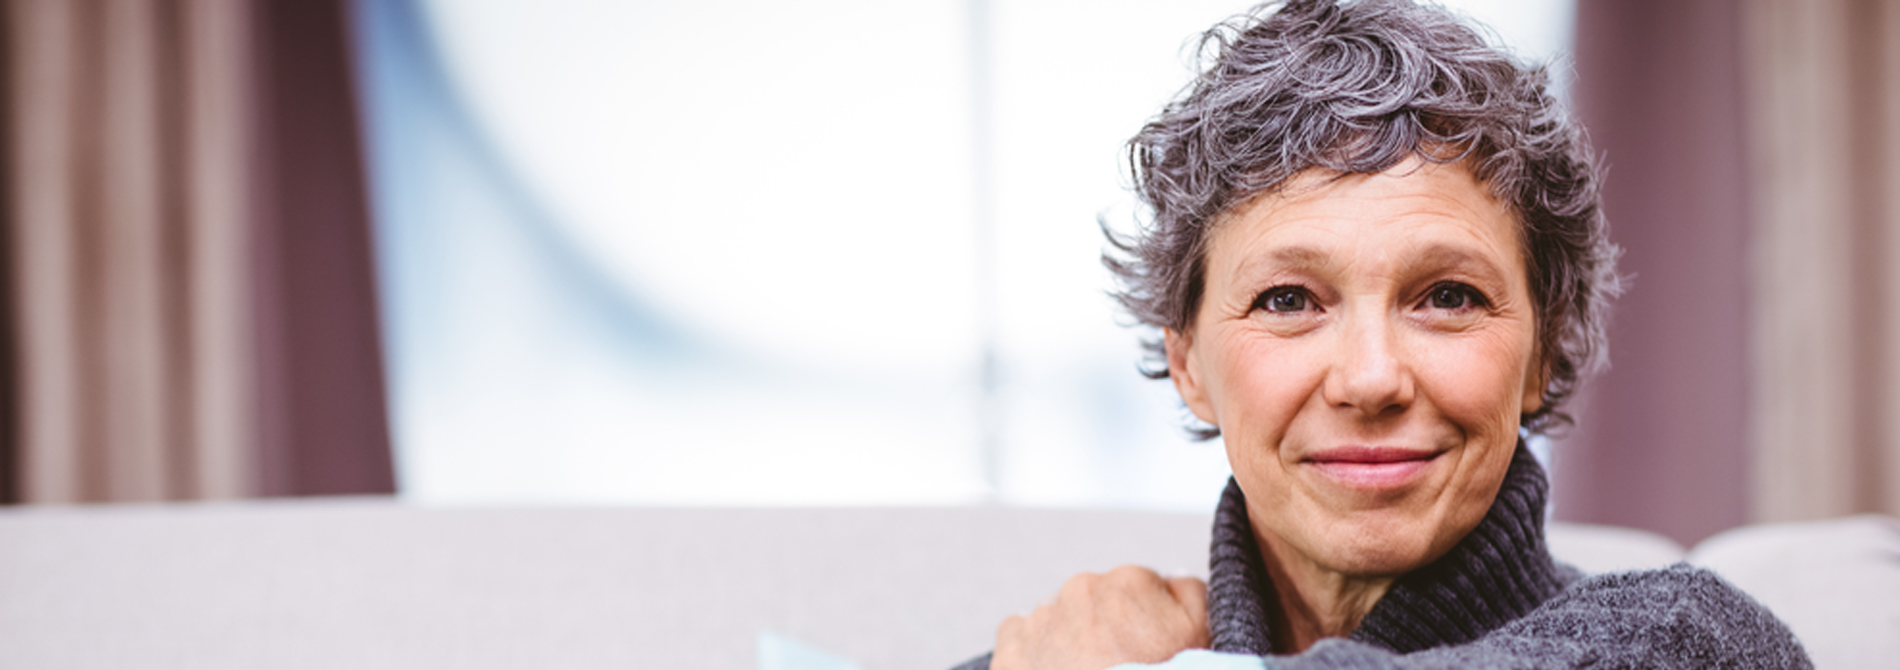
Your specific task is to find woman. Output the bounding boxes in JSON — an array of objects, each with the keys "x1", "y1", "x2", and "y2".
[{"x1": 956, "y1": 1, "x2": 1811, "y2": 668}]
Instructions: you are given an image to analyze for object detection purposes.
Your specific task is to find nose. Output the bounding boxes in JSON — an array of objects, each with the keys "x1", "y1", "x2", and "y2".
[{"x1": 1322, "y1": 308, "x2": 1414, "y2": 418}]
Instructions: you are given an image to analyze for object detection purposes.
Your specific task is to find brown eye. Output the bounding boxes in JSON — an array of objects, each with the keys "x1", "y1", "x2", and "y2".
[
  {"x1": 1426, "y1": 283, "x2": 1483, "y2": 310},
  {"x1": 1256, "y1": 287, "x2": 1311, "y2": 313}
]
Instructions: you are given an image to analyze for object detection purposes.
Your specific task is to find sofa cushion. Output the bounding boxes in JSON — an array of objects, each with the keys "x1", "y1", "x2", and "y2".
[{"x1": 1688, "y1": 515, "x2": 1900, "y2": 670}]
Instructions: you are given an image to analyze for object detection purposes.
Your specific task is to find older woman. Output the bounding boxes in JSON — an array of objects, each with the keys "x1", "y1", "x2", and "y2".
[{"x1": 955, "y1": 1, "x2": 1810, "y2": 669}]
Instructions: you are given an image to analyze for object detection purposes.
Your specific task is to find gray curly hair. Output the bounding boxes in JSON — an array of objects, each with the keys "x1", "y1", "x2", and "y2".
[{"x1": 1106, "y1": 0, "x2": 1621, "y2": 437}]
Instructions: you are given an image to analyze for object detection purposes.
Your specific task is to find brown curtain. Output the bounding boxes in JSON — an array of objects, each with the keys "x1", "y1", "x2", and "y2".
[
  {"x1": 1562, "y1": 0, "x2": 1900, "y2": 545},
  {"x1": 1742, "y1": 0, "x2": 1900, "y2": 522},
  {"x1": 1560, "y1": 0, "x2": 1753, "y2": 546},
  {"x1": 0, "y1": 0, "x2": 393, "y2": 503}
]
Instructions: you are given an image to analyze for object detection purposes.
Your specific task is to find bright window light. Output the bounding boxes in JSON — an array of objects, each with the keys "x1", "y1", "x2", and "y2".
[{"x1": 354, "y1": 0, "x2": 1575, "y2": 508}]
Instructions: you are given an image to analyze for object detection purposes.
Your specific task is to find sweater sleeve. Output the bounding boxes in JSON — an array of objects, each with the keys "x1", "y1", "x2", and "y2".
[
  {"x1": 1266, "y1": 564, "x2": 1812, "y2": 670},
  {"x1": 951, "y1": 652, "x2": 992, "y2": 670}
]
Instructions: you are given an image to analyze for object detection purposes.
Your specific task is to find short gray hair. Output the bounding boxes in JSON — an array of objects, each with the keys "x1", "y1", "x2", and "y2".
[{"x1": 1106, "y1": 0, "x2": 1621, "y2": 436}]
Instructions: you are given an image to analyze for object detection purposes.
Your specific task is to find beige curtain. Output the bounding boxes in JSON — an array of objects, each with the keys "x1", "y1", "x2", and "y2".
[
  {"x1": 6, "y1": 0, "x2": 256, "y2": 502},
  {"x1": 1745, "y1": 0, "x2": 1900, "y2": 521}
]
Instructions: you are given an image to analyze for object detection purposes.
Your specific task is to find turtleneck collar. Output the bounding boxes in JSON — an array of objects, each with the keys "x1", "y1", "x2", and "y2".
[{"x1": 1206, "y1": 442, "x2": 1575, "y2": 655}]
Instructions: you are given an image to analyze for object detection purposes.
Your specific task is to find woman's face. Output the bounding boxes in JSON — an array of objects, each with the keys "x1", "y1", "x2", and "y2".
[{"x1": 1166, "y1": 158, "x2": 1542, "y2": 577}]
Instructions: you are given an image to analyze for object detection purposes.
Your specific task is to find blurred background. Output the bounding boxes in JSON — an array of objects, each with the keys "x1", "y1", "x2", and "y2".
[{"x1": 0, "y1": 0, "x2": 1895, "y2": 547}]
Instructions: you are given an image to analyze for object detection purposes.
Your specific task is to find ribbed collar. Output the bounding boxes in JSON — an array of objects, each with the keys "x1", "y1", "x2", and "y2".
[{"x1": 1206, "y1": 443, "x2": 1574, "y2": 655}]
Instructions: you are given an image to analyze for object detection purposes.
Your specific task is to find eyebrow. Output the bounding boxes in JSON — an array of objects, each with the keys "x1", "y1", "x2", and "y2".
[
  {"x1": 1409, "y1": 243, "x2": 1509, "y2": 281},
  {"x1": 1236, "y1": 242, "x2": 1510, "y2": 282},
  {"x1": 1224, "y1": 245, "x2": 1331, "y2": 284},
  {"x1": 1261, "y1": 246, "x2": 1331, "y2": 270},
  {"x1": 1216, "y1": 244, "x2": 1337, "y2": 286}
]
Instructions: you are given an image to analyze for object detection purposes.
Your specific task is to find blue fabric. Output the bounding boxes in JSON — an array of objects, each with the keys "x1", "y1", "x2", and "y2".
[
  {"x1": 758, "y1": 631, "x2": 862, "y2": 670},
  {"x1": 1109, "y1": 650, "x2": 1269, "y2": 670}
]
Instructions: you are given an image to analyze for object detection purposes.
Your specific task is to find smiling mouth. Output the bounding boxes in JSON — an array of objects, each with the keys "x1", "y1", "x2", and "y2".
[{"x1": 1304, "y1": 446, "x2": 1440, "y2": 490}]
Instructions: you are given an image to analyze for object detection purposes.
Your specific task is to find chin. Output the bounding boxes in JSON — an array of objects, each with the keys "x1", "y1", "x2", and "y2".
[{"x1": 1306, "y1": 512, "x2": 1453, "y2": 577}]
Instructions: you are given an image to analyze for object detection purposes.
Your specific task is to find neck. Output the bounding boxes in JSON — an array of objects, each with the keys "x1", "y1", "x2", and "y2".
[{"x1": 1252, "y1": 531, "x2": 1395, "y2": 652}]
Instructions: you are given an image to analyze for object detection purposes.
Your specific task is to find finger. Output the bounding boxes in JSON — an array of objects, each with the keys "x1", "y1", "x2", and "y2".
[
  {"x1": 991, "y1": 615, "x2": 1027, "y2": 670},
  {"x1": 1058, "y1": 570, "x2": 1114, "y2": 612},
  {"x1": 1165, "y1": 576, "x2": 1208, "y2": 611},
  {"x1": 1166, "y1": 576, "x2": 1210, "y2": 636},
  {"x1": 1106, "y1": 563, "x2": 1163, "y2": 586},
  {"x1": 1106, "y1": 564, "x2": 1171, "y2": 605},
  {"x1": 1037, "y1": 590, "x2": 1059, "y2": 609},
  {"x1": 996, "y1": 612, "x2": 1026, "y2": 644}
]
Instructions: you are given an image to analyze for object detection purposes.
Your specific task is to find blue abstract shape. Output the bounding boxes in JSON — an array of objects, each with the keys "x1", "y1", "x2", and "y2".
[
  {"x1": 757, "y1": 631, "x2": 864, "y2": 670},
  {"x1": 350, "y1": 0, "x2": 708, "y2": 377}
]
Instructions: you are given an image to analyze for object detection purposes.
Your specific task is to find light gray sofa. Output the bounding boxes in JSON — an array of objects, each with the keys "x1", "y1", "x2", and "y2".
[{"x1": 1, "y1": 501, "x2": 1893, "y2": 669}]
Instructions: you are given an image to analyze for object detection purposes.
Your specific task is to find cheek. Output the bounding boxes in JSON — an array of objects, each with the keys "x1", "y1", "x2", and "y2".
[
  {"x1": 1413, "y1": 329, "x2": 1535, "y2": 434},
  {"x1": 1207, "y1": 330, "x2": 1328, "y2": 447}
]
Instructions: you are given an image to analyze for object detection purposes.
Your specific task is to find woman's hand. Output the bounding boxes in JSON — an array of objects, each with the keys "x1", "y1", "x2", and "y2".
[{"x1": 991, "y1": 565, "x2": 1210, "y2": 670}]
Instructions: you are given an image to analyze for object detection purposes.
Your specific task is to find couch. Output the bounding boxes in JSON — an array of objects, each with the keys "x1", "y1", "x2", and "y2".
[{"x1": 1, "y1": 500, "x2": 1893, "y2": 669}]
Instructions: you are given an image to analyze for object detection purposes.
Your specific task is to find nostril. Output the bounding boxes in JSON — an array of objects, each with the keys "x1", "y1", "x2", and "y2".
[{"x1": 1333, "y1": 361, "x2": 1412, "y2": 414}]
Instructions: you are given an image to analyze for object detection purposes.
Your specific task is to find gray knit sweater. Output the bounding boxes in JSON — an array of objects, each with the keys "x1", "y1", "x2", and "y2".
[{"x1": 953, "y1": 446, "x2": 1812, "y2": 669}]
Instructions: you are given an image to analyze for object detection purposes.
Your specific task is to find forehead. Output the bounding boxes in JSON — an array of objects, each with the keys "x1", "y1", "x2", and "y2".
[{"x1": 1205, "y1": 161, "x2": 1523, "y2": 278}]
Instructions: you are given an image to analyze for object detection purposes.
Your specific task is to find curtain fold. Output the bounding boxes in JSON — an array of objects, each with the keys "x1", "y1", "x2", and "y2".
[
  {"x1": 1, "y1": 0, "x2": 392, "y2": 503},
  {"x1": 1560, "y1": 0, "x2": 1753, "y2": 546},
  {"x1": 180, "y1": 0, "x2": 258, "y2": 501},
  {"x1": 1743, "y1": 0, "x2": 1900, "y2": 521},
  {"x1": 250, "y1": 0, "x2": 394, "y2": 497},
  {"x1": 5, "y1": 0, "x2": 221, "y2": 502}
]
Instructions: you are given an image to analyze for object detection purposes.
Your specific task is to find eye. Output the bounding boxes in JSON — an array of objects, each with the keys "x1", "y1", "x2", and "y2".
[
  {"x1": 1253, "y1": 286, "x2": 1315, "y2": 314},
  {"x1": 1424, "y1": 282, "x2": 1488, "y2": 311}
]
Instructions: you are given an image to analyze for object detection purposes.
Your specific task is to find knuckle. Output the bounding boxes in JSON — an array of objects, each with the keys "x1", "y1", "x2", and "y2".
[
  {"x1": 1062, "y1": 571, "x2": 1102, "y2": 596},
  {"x1": 1168, "y1": 575, "x2": 1208, "y2": 595},
  {"x1": 1108, "y1": 563, "x2": 1160, "y2": 584},
  {"x1": 1030, "y1": 600, "x2": 1056, "y2": 618}
]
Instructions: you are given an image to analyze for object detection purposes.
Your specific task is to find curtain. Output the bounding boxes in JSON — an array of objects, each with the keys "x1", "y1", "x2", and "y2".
[
  {"x1": 1562, "y1": 0, "x2": 1900, "y2": 545},
  {"x1": 1743, "y1": 0, "x2": 1900, "y2": 521},
  {"x1": 1, "y1": 0, "x2": 394, "y2": 503},
  {"x1": 1560, "y1": 0, "x2": 1753, "y2": 546}
]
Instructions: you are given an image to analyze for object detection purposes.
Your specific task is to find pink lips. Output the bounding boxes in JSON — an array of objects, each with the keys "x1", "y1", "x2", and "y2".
[{"x1": 1304, "y1": 446, "x2": 1439, "y2": 490}]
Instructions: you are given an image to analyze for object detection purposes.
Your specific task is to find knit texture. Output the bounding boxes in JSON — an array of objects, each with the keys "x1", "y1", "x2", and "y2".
[{"x1": 950, "y1": 444, "x2": 1813, "y2": 669}]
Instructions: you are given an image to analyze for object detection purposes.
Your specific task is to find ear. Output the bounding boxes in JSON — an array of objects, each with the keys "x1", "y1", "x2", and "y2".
[{"x1": 1165, "y1": 327, "x2": 1219, "y2": 426}]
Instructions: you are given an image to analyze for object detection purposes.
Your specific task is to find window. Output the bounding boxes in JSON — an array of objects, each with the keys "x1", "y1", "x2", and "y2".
[{"x1": 353, "y1": 0, "x2": 1574, "y2": 507}]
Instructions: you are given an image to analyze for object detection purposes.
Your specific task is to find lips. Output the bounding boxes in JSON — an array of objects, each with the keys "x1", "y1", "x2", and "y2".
[{"x1": 1304, "y1": 446, "x2": 1440, "y2": 490}]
